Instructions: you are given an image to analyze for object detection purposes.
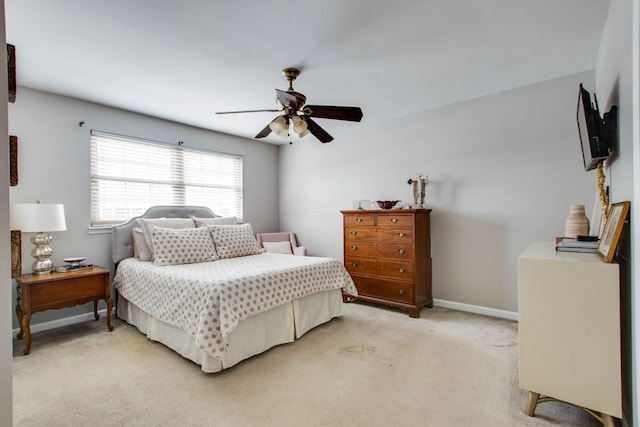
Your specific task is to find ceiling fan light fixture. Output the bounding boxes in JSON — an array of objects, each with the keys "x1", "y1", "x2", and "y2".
[
  {"x1": 269, "y1": 115, "x2": 289, "y2": 138},
  {"x1": 291, "y1": 115, "x2": 308, "y2": 137}
]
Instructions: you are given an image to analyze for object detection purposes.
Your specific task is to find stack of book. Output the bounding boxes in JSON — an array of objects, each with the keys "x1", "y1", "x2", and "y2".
[{"x1": 555, "y1": 237, "x2": 599, "y2": 253}]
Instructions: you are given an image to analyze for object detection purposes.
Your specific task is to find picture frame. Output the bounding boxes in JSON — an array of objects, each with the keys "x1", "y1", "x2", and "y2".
[
  {"x1": 9, "y1": 135, "x2": 17, "y2": 186},
  {"x1": 598, "y1": 201, "x2": 630, "y2": 263},
  {"x1": 11, "y1": 230, "x2": 21, "y2": 278},
  {"x1": 352, "y1": 199, "x2": 371, "y2": 210},
  {"x1": 7, "y1": 44, "x2": 15, "y2": 103}
]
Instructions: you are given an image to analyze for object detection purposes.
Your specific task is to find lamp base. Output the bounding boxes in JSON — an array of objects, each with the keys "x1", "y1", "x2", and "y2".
[{"x1": 30, "y1": 232, "x2": 54, "y2": 275}]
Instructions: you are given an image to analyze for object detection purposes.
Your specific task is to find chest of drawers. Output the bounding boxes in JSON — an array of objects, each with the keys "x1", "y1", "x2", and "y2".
[{"x1": 341, "y1": 209, "x2": 432, "y2": 317}]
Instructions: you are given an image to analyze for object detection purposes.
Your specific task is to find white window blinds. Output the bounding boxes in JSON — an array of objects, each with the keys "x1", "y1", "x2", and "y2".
[{"x1": 90, "y1": 131, "x2": 243, "y2": 226}]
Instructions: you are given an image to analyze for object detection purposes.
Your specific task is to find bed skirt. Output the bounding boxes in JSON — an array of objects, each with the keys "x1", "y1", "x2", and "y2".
[{"x1": 117, "y1": 288, "x2": 343, "y2": 373}]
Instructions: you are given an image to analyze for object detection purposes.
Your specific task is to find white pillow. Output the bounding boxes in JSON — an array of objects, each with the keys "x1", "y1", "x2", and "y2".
[
  {"x1": 137, "y1": 218, "x2": 195, "y2": 259},
  {"x1": 132, "y1": 227, "x2": 152, "y2": 261},
  {"x1": 192, "y1": 216, "x2": 237, "y2": 227},
  {"x1": 262, "y1": 241, "x2": 293, "y2": 255},
  {"x1": 208, "y1": 223, "x2": 262, "y2": 259},
  {"x1": 149, "y1": 225, "x2": 218, "y2": 266}
]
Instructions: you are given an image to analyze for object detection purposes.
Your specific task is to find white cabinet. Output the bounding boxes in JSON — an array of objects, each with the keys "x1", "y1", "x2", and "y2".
[{"x1": 518, "y1": 241, "x2": 621, "y2": 424}]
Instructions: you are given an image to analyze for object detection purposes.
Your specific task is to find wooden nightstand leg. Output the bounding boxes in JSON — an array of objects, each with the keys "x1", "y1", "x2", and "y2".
[
  {"x1": 20, "y1": 314, "x2": 32, "y2": 355},
  {"x1": 526, "y1": 391, "x2": 539, "y2": 416},
  {"x1": 106, "y1": 297, "x2": 114, "y2": 331},
  {"x1": 93, "y1": 300, "x2": 100, "y2": 321},
  {"x1": 15, "y1": 302, "x2": 24, "y2": 339}
]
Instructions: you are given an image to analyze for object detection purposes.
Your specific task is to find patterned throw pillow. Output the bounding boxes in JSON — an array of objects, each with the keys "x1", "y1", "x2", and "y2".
[
  {"x1": 137, "y1": 218, "x2": 196, "y2": 260},
  {"x1": 149, "y1": 225, "x2": 218, "y2": 266},
  {"x1": 208, "y1": 223, "x2": 262, "y2": 259}
]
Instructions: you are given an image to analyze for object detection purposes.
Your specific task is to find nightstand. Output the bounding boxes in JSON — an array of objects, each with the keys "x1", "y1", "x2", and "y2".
[{"x1": 15, "y1": 266, "x2": 113, "y2": 355}]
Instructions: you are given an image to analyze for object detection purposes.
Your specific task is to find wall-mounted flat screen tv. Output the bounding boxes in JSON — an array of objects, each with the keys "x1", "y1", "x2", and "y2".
[{"x1": 576, "y1": 83, "x2": 616, "y2": 171}]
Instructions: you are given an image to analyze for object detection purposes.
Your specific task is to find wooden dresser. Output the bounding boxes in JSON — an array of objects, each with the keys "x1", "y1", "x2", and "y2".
[{"x1": 341, "y1": 209, "x2": 432, "y2": 317}]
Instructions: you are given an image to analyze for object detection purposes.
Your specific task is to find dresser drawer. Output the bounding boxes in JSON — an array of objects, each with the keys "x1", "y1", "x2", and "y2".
[
  {"x1": 345, "y1": 227, "x2": 413, "y2": 242},
  {"x1": 351, "y1": 275, "x2": 414, "y2": 304},
  {"x1": 375, "y1": 214, "x2": 414, "y2": 228},
  {"x1": 345, "y1": 241, "x2": 414, "y2": 259},
  {"x1": 345, "y1": 256, "x2": 414, "y2": 280},
  {"x1": 344, "y1": 214, "x2": 376, "y2": 227}
]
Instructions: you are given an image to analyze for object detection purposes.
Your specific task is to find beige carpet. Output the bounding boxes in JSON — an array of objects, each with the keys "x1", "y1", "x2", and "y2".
[{"x1": 13, "y1": 303, "x2": 600, "y2": 426}]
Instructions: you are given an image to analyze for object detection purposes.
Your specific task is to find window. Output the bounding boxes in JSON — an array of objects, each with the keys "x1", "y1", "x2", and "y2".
[{"x1": 90, "y1": 130, "x2": 242, "y2": 226}]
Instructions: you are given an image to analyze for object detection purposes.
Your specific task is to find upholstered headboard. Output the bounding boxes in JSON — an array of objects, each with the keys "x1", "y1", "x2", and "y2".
[{"x1": 111, "y1": 205, "x2": 217, "y2": 265}]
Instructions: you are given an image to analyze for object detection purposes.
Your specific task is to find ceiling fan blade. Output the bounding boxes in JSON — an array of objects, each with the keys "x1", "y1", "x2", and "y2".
[
  {"x1": 275, "y1": 89, "x2": 301, "y2": 109},
  {"x1": 255, "y1": 124, "x2": 272, "y2": 138},
  {"x1": 216, "y1": 109, "x2": 280, "y2": 115},
  {"x1": 305, "y1": 117, "x2": 334, "y2": 143},
  {"x1": 303, "y1": 105, "x2": 363, "y2": 122}
]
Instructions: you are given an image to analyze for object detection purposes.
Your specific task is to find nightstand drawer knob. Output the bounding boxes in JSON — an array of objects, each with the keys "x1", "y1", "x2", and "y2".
[
  {"x1": 399, "y1": 289, "x2": 406, "y2": 295},
  {"x1": 391, "y1": 218, "x2": 398, "y2": 223},
  {"x1": 398, "y1": 267, "x2": 405, "y2": 273},
  {"x1": 350, "y1": 231, "x2": 357, "y2": 236},
  {"x1": 356, "y1": 218, "x2": 363, "y2": 223},
  {"x1": 351, "y1": 262, "x2": 358, "y2": 267},
  {"x1": 398, "y1": 249, "x2": 406, "y2": 255},
  {"x1": 351, "y1": 245, "x2": 358, "y2": 251},
  {"x1": 398, "y1": 233, "x2": 405, "y2": 238}
]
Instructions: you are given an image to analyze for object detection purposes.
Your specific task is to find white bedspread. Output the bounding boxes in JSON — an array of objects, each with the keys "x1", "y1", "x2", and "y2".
[{"x1": 113, "y1": 253, "x2": 357, "y2": 359}]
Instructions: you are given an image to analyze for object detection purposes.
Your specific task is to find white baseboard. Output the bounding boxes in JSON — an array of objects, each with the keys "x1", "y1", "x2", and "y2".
[
  {"x1": 13, "y1": 300, "x2": 518, "y2": 337},
  {"x1": 433, "y1": 299, "x2": 518, "y2": 321},
  {"x1": 12, "y1": 308, "x2": 109, "y2": 336}
]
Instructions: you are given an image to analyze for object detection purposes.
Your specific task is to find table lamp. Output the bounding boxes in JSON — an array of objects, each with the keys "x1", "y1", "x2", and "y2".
[{"x1": 11, "y1": 202, "x2": 67, "y2": 275}]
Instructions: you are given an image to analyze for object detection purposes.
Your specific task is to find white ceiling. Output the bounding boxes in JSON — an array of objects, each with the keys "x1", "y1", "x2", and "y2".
[{"x1": 6, "y1": 0, "x2": 611, "y2": 145}]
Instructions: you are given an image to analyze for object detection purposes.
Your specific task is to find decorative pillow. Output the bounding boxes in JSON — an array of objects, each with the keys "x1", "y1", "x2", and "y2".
[
  {"x1": 148, "y1": 225, "x2": 218, "y2": 266},
  {"x1": 192, "y1": 216, "x2": 237, "y2": 227},
  {"x1": 132, "y1": 227, "x2": 152, "y2": 261},
  {"x1": 137, "y1": 218, "x2": 195, "y2": 259},
  {"x1": 262, "y1": 241, "x2": 293, "y2": 255},
  {"x1": 208, "y1": 223, "x2": 262, "y2": 259}
]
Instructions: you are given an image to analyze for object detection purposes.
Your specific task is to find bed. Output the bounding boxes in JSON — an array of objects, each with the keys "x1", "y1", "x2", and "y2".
[{"x1": 112, "y1": 205, "x2": 357, "y2": 373}]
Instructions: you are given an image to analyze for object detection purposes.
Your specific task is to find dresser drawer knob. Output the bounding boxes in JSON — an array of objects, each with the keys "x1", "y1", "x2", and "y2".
[
  {"x1": 398, "y1": 249, "x2": 406, "y2": 255},
  {"x1": 397, "y1": 232, "x2": 405, "y2": 238},
  {"x1": 351, "y1": 245, "x2": 358, "y2": 251},
  {"x1": 350, "y1": 231, "x2": 357, "y2": 236},
  {"x1": 398, "y1": 267, "x2": 405, "y2": 273},
  {"x1": 398, "y1": 289, "x2": 406, "y2": 295},
  {"x1": 351, "y1": 262, "x2": 358, "y2": 267},
  {"x1": 390, "y1": 218, "x2": 398, "y2": 223},
  {"x1": 356, "y1": 218, "x2": 363, "y2": 223}
]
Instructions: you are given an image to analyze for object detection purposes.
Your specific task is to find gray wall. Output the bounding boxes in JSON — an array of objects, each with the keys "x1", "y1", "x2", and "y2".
[
  {"x1": 8, "y1": 87, "x2": 280, "y2": 329},
  {"x1": 595, "y1": 0, "x2": 637, "y2": 423},
  {"x1": 279, "y1": 71, "x2": 597, "y2": 314}
]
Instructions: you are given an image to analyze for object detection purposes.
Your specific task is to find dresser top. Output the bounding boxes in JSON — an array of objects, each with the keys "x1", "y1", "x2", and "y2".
[{"x1": 341, "y1": 208, "x2": 432, "y2": 214}]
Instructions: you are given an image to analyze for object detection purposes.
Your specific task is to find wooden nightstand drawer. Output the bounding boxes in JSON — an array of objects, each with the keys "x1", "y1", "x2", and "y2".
[
  {"x1": 351, "y1": 275, "x2": 414, "y2": 304},
  {"x1": 30, "y1": 274, "x2": 106, "y2": 310}
]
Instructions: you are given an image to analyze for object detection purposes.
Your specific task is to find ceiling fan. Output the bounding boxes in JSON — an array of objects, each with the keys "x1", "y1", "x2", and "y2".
[{"x1": 216, "y1": 67, "x2": 363, "y2": 143}]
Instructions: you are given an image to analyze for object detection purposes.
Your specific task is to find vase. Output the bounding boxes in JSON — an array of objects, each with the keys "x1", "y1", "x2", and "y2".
[{"x1": 564, "y1": 204, "x2": 590, "y2": 238}]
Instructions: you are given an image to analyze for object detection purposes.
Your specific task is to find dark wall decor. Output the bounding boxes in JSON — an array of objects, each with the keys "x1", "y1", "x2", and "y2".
[
  {"x1": 11, "y1": 230, "x2": 21, "y2": 278},
  {"x1": 9, "y1": 135, "x2": 17, "y2": 186},
  {"x1": 7, "y1": 44, "x2": 15, "y2": 103}
]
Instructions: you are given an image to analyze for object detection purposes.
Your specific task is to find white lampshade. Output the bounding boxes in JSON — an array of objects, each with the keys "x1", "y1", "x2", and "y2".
[{"x1": 11, "y1": 203, "x2": 67, "y2": 232}]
